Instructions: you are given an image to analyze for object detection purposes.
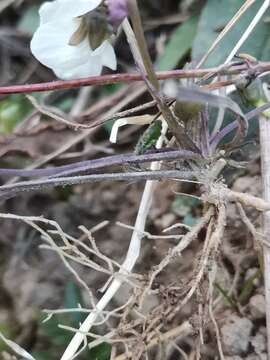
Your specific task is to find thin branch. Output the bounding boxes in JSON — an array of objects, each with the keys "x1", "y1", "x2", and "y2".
[
  {"x1": 1, "y1": 63, "x2": 270, "y2": 95},
  {"x1": 0, "y1": 149, "x2": 201, "y2": 178},
  {"x1": 0, "y1": 170, "x2": 196, "y2": 200},
  {"x1": 114, "y1": 322, "x2": 193, "y2": 360}
]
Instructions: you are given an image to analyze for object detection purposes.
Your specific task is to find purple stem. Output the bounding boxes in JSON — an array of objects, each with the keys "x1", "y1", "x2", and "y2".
[
  {"x1": 210, "y1": 102, "x2": 270, "y2": 151},
  {"x1": 0, "y1": 149, "x2": 202, "y2": 178},
  {"x1": 200, "y1": 106, "x2": 211, "y2": 156}
]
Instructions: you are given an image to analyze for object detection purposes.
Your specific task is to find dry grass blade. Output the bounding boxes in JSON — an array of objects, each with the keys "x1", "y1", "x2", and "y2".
[
  {"x1": 225, "y1": 0, "x2": 270, "y2": 64},
  {"x1": 196, "y1": 0, "x2": 256, "y2": 68},
  {"x1": 27, "y1": 95, "x2": 93, "y2": 130},
  {"x1": 0, "y1": 332, "x2": 36, "y2": 360}
]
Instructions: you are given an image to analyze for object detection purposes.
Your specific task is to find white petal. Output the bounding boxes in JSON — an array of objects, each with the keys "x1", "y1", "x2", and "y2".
[
  {"x1": 53, "y1": 56, "x2": 102, "y2": 79},
  {"x1": 31, "y1": 21, "x2": 91, "y2": 69},
  {"x1": 64, "y1": 0, "x2": 103, "y2": 17},
  {"x1": 90, "y1": 41, "x2": 117, "y2": 70},
  {"x1": 99, "y1": 41, "x2": 117, "y2": 70},
  {"x1": 30, "y1": 0, "x2": 117, "y2": 80},
  {"x1": 39, "y1": 0, "x2": 102, "y2": 23}
]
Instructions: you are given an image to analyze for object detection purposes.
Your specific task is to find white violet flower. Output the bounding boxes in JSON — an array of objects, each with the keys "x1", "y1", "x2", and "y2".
[{"x1": 30, "y1": 0, "x2": 117, "y2": 80}]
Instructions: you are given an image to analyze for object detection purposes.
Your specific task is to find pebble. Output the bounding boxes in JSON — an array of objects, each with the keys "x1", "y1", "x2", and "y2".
[
  {"x1": 249, "y1": 294, "x2": 265, "y2": 319},
  {"x1": 221, "y1": 315, "x2": 253, "y2": 355}
]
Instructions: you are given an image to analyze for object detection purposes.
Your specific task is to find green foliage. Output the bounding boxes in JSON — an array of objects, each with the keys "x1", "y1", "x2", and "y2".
[
  {"x1": 235, "y1": 78, "x2": 270, "y2": 117},
  {"x1": 135, "y1": 120, "x2": 162, "y2": 155},
  {"x1": 0, "y1": 95, "x2": 31, "y2": 134},
  {"x1": 214, "y1": 283, "x2": 238, "y2": 309},
  {"x1": 90, "y1": 343, "x2": 112, "y2": 360},
  {"x1": 238, "y1": 269, "x2": 262, "y2": 305},
  {"x1": 40, "y1": 315, "x2": 73, "y2": 347},
  {"x1": 157, "y1": 15, "x2": 199, "y2": 71},
  {"x1": 236, "y1": 78, "x2": 265, "y2": 107},
  {"x1": 32, "y1": 351, "x2": 52, "y2": 360},
  {"x1": 192, "y1": 0, "x2": 270, "y2": 67}
]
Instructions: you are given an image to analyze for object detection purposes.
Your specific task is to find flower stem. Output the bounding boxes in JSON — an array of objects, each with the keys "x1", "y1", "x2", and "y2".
[{"x1": 127, "y1": 0, "x2": 159, "y2": 90}]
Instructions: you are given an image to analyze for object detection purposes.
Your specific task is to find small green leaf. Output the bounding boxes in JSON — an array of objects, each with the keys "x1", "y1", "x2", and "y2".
[
  {"x1": 238, "y1": 269, "x2": 262, "y2": 305},
  {"x1": 214, "y1": 283, "x2": 238, "y2": 308},
  {"x1": 135, "y1": 120, "x2": 162, "y2": 155}
]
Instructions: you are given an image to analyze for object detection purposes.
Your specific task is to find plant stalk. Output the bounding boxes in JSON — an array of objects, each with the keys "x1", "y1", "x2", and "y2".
[
  {"x1": 127, "y1": 0, "x2": 159, "y2": 90},
  {"x1": 259, "y1": 114, "x2": 270, "y2": 356}
]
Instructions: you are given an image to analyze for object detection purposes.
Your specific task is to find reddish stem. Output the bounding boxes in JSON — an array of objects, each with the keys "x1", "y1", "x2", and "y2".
[{"x1": 0, "y1": 63, "x2": 266, "y2": 95}]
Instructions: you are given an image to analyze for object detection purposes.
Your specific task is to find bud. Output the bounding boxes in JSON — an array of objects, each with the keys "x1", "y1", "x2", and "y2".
[
  {"x1": 106, "y1": 0, "x2": 128, "y2": 30},
  {"x1": 236, "y1": 76, "x2": 264, "y2": 106}
]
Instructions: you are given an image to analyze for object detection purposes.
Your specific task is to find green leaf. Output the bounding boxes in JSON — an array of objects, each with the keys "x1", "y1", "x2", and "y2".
[
  {"x1": 31, "y1": 351, "x2": 52, "y2": 360},
  {"x1": 238, "y1": 269, "x2": 262, "y2": 305},
  {"x1": 41, "y1": 315, "x2": 74, "y2": 347},
  {"x1": 192, "y1": 0, "x2": 270, "y2": 67},
  {"x1": 89, "y1": 343, "x2": 111, "y2": 360},
  {"x1": 135, "y1": 120, "x2": 162, "y2": 155},
  {"x1": 157, "y1": 15, "x2": 199, "y2": 71},
  {"x1": 0, "y1": 95, "x2": 31, "y2": 134}
]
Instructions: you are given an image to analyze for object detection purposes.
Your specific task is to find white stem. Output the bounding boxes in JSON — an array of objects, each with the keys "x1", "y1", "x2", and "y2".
[
  {"x1": 225, "y1": 0, "x2": 270, "y2": 64},
  {"x1": 61, "y1": 122, "x2": 168, "y2": 360},
  {"x1": 259, "y1": 112, "x2": 270, "y2": 356}
]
